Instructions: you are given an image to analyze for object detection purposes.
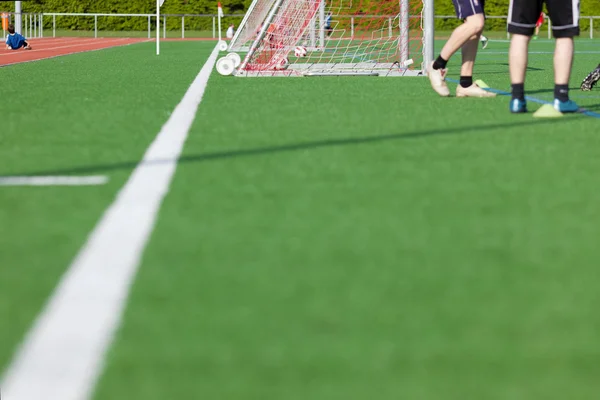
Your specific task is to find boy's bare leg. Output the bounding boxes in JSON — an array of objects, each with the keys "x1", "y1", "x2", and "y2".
[
  {"x1": 460, "y1": 36, "x2": 479, "y2": 77},
  {"x1": 550, "y1": 37, "x2": 578, "y2": 110},
  {"x1": 508, "y1": 33, "x2": 530, "y2": 111},
  {"x1": 440, "y1": 14, "x2": 485, "y2": 61},
  {"x1": 509, "y1": 34, "x2": 530, "y2": 84},
  {"x1": 428, "y1": 14, "x2": 485, "y2": 97},
  {"x1": 455, "y1": 34, "x2": 496, "y2": 97},
  {"x1": 554, "y1": 37, "x2": 574, "y2": 85}
]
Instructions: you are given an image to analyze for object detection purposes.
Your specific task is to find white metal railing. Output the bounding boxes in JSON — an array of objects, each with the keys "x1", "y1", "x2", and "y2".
[
  {"x1": 434, "y1": 15, "x2": 600, "y2": 39},
  {"x1": 43, "y1": 12, "x2": 233, "y2": 39},
  {"x1": 3, "y1": 12, "x2": 600, "y2": 40},
  {"x1": 1, "y1": 12, "x2": 44, "y2": 39}
]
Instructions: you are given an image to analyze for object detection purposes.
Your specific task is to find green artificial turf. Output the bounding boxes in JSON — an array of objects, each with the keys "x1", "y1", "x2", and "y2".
[
  {"x1": 1, "y1": 38, "x2": 600, "y2": 399},
  {"x1": 0, "y1": 41, "x2": 215, "y2": 373},
  {"x1": 95, "y1": 40, "x2": 600, "y2": 399}
]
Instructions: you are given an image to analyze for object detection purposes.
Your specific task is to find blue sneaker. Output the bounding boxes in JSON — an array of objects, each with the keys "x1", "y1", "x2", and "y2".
[
  {"x1": 553, "y1": 99, "x2": 579, "y2": 113},
  {"x1": 510, "y1": 98, "x2": 527, "y2": 113}
]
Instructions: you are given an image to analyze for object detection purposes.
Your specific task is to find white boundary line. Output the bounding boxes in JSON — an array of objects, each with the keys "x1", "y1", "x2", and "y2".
[
  {"x1": 0, "y1": 176, "x2": 108, "y2": 186},
  {"x1": 27, "y1": 38, "x2": 99, "y2": 45},
  {"x1": 0, "y1": 44, "x2": 220, "y2": 400},
  {"x1": 479, "y1": 50, "x2": 600, "y2": 55}
]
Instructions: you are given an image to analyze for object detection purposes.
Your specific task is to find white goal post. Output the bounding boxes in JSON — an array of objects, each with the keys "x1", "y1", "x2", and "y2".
[
  {"x1": 218, "y1": 0, "x2": 434, "y2": 77},
  {"x1": 228, "y1": 0, "x2": 278, "y2": 52}
]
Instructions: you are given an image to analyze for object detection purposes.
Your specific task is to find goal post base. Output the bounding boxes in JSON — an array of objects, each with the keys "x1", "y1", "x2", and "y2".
[{"x1": 234, "y1": 63, "x2": 425, "y2": 77}]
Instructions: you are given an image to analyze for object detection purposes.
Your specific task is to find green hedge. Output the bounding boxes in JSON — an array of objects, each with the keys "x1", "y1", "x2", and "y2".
[
  {"x1": 435, "y1": 0, "x2": 600, "y2": 31},
  {"x1": 2, "y1": 0, "x2": 599, "y2": 32},
  {"x1": 3, "y1": 0, "x2": 250, "y2": 30}
]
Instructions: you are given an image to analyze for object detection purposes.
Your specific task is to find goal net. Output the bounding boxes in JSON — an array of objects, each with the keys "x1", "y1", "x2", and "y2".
[
  {"x1": 225, "y1": 0, "x2": 433, "y2": 77},
  {"x1": 228, "y1": 0, "x2": 278, "y2": 52}
]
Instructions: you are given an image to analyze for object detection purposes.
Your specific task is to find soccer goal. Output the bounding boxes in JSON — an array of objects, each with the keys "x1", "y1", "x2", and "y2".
[{"x1": 217, "y1": 0, "x2": 434, "y2": 77}]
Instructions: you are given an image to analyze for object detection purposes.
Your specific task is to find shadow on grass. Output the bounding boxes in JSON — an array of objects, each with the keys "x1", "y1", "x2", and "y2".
[
  {"x1": 495, "y1": 63, "x2": 545, "y2": 72},
  {"x1": 583, "y1": 103, "x2": 600, "y2": 110},
  {"x1": 526, "y1": 87, "x2": 582, "y2": 95},
  {"x1": 1, "y1": 117, "x2": 584, "y2": 179}
]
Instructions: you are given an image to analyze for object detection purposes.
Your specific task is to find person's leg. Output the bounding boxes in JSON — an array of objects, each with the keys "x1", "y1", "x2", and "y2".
[
  {"x1": 547, "y1": 0, "x2": 580, "y2": 111},
  {"x1": 427, "y1": 0, "x2": 486, "y2": 97},
  {"x1": 456, "y1": 32, "x2": 496, "y2": 97},
  {"x1": 510, "y1": 34, "x2": 530, "y2": 87},
  {"x1": 554, "y1": 38, "x2": 573, "y2": 86},
  {"x1": 509, "y1": 34, "x2": 530, "y2": 112},
  {"x1": 460, "y1": 36, "x2": 478, "y2": 77},
  {"x1": 507, "y1": 0, "x2": 540, "y2": 112},
  {"x1": 437, "y1": 14, "x2": 485, "y2": 64}
]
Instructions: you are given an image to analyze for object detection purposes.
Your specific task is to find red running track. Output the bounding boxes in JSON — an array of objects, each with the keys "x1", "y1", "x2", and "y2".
[{"x1": 0, "y1": 37, "x2": 150, "y2": 67}]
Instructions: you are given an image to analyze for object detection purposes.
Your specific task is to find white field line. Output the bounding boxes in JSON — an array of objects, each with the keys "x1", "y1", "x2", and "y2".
[
  {"x1": 0, "y1": 176, "x2": 108, "y2": 186},
  {"x1": 27, "y1": 38, "x2": 97, "y2": 45},
  {"x1": 0, "y1": 44, "x2": 220, "y2": 400},
  {"x1": 479, "y1": 50, "x2": 600, "y2": 55},
  {"x1": 0, "y1": 38, "x2": 139, "y2": 57},
  {"x1": 29, "y1": 37, "x2": 99, "y2": 42}
]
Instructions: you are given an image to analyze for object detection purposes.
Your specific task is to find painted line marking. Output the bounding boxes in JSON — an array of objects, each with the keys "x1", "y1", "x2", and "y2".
[
  {"x1": 478, "y1": 50, "x2": 600, "y2": 55},
  {"x1": 0, "y1": 44, "x2": 220, "y2": 400},
  {"x1": 447, "y1": 78, "x2": 600, "y2": 119},
  {"x1": 0, "y1": 175, "x2": 108, "y2": 186}
]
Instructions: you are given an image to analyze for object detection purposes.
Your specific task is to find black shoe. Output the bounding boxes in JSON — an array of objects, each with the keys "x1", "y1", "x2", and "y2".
[{"x1": 581, "y1": 66, "x2": 600, "y2": 91}]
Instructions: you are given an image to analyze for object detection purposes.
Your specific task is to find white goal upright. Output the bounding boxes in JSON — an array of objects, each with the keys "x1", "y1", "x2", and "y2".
[{"x1": 218, "y1": 0, "x2": 434, "y2": 77}]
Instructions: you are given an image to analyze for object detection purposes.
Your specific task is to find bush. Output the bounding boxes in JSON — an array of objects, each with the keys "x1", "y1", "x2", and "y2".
[{"x1": 3, "y1": 0, "x2": 599, "y2": 32}]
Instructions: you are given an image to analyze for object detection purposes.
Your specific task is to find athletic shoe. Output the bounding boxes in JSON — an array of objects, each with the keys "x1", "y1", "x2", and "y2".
[
  {"x1": 456, "y1": 84, "x2": 496, "y2": 98},
  {"x1": 581, "y1": 66, "x2": 600, "y2": 91},
  {"x1": 510, "y1": 98, "x2": 527, "y2": 113},
  {"x1": 480, "y1": 36, "x2": 488, "y2": 49},
  {"x1": 553, "y1": 99, "x2": 579, "y2": 113},
  {"x1": 427, "y1": 61, "x2": 450, "y2": 97}
]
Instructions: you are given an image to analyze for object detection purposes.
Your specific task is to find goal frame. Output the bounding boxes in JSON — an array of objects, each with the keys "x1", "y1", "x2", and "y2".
[{"x1": 228, "y1": 0, "x2": 434, "y2": 77}]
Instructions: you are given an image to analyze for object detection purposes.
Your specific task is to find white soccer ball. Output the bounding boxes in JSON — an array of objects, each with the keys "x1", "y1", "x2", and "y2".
[
  {"x1": 294, "y1": 46, "x2": 307, "y2": 58},
  {"x1": 273, "y1": 55, "x2": 289, "y2": 70}
]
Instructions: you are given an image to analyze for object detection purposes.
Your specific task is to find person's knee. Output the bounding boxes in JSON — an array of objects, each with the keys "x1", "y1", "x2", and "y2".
[
  {"x1": 511, "y1": 33, "x2": 531, "y2": 43},
  {"x1": 465, "y1": 14, "x2": 485, "y2": 36}
]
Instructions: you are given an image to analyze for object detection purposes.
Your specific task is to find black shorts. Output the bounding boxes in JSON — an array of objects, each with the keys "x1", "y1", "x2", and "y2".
[
  {"x1": 452, "y1": 0, "x2": 485, "y2": 19},
  {"x1": 508, "y1": 0, "x2": 580, "y2": 38}
]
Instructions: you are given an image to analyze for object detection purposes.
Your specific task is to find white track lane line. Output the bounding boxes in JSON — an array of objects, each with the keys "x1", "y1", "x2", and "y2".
[
  {"x1": 0, "y1": 43, "x2": 220, "y2": 400},
  {"x1": 0, "y1": 176, "x2": 108, "y2": 186}
]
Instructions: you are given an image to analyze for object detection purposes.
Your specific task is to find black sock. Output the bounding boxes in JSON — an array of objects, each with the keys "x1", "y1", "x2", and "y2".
[
  {"x1": 432, "y1": 55, "x2": 448, "y2": 70},
  {"x1": 554, "y1": 84, "x2": 569, "y2": 102},
  {"x1": 597, "y1": 63, "x2": 600, "y2": 69},
  {"x1": 460, "y1": 76, "x2": 473, "y2": 88},
  {"x1": 512, "y1": 83, "x2": 525, "y2": 101}
]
